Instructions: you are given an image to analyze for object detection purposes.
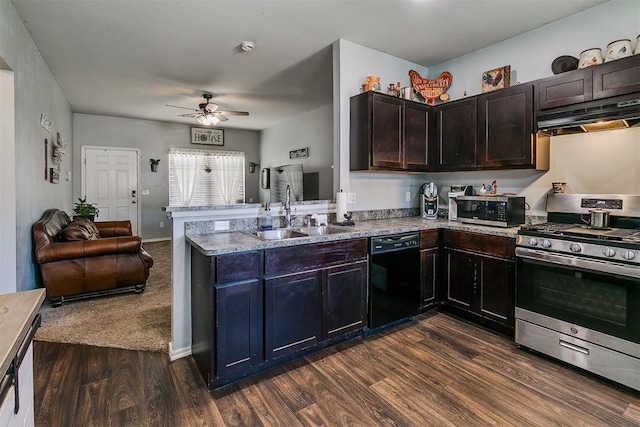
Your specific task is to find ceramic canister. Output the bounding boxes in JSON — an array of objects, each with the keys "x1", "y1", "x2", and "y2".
[
  {"x1": 635, "y1": 35, "x2": 640, "y2": 55},
  {"x1": 578, "y1": 48, "x2": 603, "y2": 69},
  {"x1": 605, "y1": 39, "x2": 632, "y2": 62}
]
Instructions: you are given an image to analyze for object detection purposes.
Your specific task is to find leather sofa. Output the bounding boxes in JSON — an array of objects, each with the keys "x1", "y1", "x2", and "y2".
[{"x1": 33, "y1": 209, "x2": 154, "y2": 306}]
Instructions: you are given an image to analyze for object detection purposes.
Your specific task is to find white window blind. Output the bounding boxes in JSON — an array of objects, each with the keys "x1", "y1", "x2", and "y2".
[{"x1": 168, "y1": 147, "x2": 245, "y2": 206}]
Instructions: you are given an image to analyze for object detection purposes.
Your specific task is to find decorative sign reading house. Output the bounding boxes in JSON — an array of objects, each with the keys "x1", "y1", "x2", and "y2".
[
  {"x1": 408, "y1": 70, "x2": 453, "y2": 105},
  {"x1": 191, "y1": 127, "x2": 224, "y2": 146}
]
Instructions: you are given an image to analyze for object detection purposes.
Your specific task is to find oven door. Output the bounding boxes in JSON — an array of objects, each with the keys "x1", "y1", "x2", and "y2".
[{"x1": 516, "y1": 247, "x2": 640, "y2": 344}]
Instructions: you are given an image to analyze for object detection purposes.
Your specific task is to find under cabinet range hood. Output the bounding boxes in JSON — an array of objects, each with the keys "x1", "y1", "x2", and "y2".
[{"x1": 537, "y1": 98, "x2": 640, "y2": 135}]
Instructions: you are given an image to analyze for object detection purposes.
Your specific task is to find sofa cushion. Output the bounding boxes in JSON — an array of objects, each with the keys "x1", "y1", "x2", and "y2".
[{"x1": 59, "y1": 218, "x2": 100, "y2": 241}]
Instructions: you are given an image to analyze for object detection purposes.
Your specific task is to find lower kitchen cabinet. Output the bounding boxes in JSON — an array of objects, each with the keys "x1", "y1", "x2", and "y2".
[
  {"x1": 264, "y1": 270, "x2": 322, "y2": 360},
  {"x1": 190, "y1": 238, "x2": 368, "y2": 390},
  {"x1": 440, "y1": 230, "x2": 515, "y2": 335},
  {"x1": 323, "y1": 260, "x2": 368, "y2": 339},
  {"x1": 420, "y1": 229, "x2": 439, "y2": 309}
]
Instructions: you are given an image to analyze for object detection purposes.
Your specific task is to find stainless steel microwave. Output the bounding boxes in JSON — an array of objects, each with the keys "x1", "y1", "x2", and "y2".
[{"x1": 455, "y1": 195, "x2": 525, "y2": 227}]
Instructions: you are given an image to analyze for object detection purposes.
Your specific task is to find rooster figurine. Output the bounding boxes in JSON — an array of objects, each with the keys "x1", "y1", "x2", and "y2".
[{"x1": 408, "y1": 70, "x2": 453, "y2": 105}]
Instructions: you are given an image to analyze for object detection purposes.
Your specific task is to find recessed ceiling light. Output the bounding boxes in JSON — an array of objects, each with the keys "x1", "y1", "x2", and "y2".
[{"x1": 240, "y1": 41, "x2": 256, "y2": 52}]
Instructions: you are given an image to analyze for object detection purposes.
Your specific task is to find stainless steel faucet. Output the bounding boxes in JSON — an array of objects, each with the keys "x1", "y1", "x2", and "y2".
[{"x1": 284, "y1": 185, "x2": 291, "y2": 228}]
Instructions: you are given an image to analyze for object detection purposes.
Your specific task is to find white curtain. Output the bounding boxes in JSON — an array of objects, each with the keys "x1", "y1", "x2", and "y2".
[
  {"x1": 212, "y1": 152, "x2": 244, "y2": 204},
  {"x1": 169, "y1": 148, "x2": 204, "y2": 206}
]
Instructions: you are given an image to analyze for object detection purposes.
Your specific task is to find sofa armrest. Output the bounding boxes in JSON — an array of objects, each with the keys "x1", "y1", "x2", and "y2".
[
  {"x1": 95, "y1": 221, "x2": 132, "y2": 237},
  {"x1": 36, "y1": 236, "x2": 142, "y2": 264}
]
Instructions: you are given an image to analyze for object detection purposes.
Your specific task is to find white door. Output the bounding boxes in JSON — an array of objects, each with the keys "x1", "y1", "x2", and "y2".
[{"x1": 82, "y1": 147, "x2": 139, "y2": 234}]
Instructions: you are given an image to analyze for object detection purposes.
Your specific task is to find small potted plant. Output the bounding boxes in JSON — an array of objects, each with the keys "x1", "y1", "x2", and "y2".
[
  {"x1": 73, "y1": 197, "x2": 99, "y2": 221},
  {"x1": 150, "y1": 158, "x2": 160, "y2": 172}
]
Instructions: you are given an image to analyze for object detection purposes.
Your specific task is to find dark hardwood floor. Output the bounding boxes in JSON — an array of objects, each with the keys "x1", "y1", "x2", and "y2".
[{"x1": 34, "y1": 312, "x2": 640, "y2": 426}]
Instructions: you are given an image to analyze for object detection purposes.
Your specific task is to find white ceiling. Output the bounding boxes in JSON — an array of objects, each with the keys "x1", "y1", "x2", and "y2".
[{"x1": 11, "y1": 0, "x2": 609, "y2": 131}]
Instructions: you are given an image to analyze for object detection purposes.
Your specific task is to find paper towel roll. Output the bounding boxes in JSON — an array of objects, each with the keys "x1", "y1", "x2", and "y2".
[{"x1": 336, "y1": 192, "x2": 348, "y2": 222}]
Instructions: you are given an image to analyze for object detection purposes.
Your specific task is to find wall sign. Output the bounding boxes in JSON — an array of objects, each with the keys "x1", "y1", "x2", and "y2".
[
  {"x1": 191, "y1": 127, "x2": 224, "y2": 146},
  {"x1": 289, "y1": 147, "x2": 309, "y2": 159}
]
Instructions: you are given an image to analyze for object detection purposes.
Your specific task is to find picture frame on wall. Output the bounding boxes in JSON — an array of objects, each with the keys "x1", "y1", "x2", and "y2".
[
  {"x1": 481, "y1": 65, "x2": 511, "y2": 93},
  {"x1": 191, "y1": 127, "x2": 224, "y2": 146},
  {"x1": 289, "y1": 147, "x2": 309, "y2": 159}
]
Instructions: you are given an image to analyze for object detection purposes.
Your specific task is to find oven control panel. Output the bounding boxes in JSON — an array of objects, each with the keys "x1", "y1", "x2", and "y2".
[{"x1": 581, "y1": 198, "x2": 623, "y2": 210}]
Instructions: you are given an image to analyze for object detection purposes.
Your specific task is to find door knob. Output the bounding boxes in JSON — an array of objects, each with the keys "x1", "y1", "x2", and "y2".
[{"x1": 132, "y1": 200, "x2": 137, "y2": 204}]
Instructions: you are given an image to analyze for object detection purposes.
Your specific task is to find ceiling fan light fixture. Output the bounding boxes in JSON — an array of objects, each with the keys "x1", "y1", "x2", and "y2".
[{"x1": 197, "y1": 114, "x2": 220, "y2": 126}]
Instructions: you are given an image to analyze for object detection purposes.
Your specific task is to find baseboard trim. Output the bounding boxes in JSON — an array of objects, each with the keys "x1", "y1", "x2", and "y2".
[
  {"x1": 169, "y1": 342, "x2": 192, "y2": 361},
  {"x1": 142, "y1": 237, "x2": 171, "y2": 243}
]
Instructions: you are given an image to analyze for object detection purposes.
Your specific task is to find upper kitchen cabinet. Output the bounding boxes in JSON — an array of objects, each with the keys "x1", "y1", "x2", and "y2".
[
  {"x1": 350, "y1": 91, "x2": 431, "y2": 172},
  {"x1": 434, "y1": 97, "x2": 477, "y2": 171},
  {"x1": 478, "y1": 84, "x2": 549, "y2": 170},
  {"x1": 536, "y1": 55, "x2": 640, "y2": 112}
]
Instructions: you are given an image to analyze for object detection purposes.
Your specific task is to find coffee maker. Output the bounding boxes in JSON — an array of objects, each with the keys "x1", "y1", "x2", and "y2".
[
  {"x1": 421, "y1": 182, "x2": 438, "y2": 220},
  {"x1": 448, "y1": 185, "x2": 473, "y2": 220}
]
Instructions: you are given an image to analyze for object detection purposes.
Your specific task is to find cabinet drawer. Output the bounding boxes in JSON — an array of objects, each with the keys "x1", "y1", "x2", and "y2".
[
  {"x1": 420, "y1": 229, "x2": 439, "y2": 248},
  {"x1": 265, "y1": 239, "x2": 367, "y2": 275},
  {"x1": 442, "y1": 230, "x2": 514, "y2": 259},
  {"x1": 216, "y1": 252, "x2": 260, "y2": 283}
]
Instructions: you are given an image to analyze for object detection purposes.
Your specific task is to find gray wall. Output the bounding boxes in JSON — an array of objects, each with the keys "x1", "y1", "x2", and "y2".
[
  {"x1": 259, "y1": 103, "x2": 334, "y2": 203},
  {"x1": 73, "y1": 114, "x2": 260, "y2": 240},
  {"x1": 0, "y1": 1, "x2": 73, "y2": 292}
]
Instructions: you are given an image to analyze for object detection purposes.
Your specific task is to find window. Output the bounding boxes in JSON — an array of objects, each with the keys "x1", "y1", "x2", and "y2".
[{"x1": 168, "y1": 147, "x2": 245, "y2": 206}]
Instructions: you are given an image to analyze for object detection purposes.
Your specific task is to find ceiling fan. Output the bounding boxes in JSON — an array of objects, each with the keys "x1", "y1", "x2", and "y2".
[{"x1": 166, "y1": 94, "x2": 249, "y2": 126}]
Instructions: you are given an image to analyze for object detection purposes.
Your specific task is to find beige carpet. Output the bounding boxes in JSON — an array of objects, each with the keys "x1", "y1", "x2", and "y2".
[{"x1": 34, "y1": 240, "x2": 171, "y2": 353}]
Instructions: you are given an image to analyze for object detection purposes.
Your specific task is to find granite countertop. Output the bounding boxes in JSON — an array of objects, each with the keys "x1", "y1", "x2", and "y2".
[
  {"x1": 0, "y1": 289, "x2": 45, "y2": 376},
  {"x1": 187, "y1": 217, "x2": 521, "y2": 256}
]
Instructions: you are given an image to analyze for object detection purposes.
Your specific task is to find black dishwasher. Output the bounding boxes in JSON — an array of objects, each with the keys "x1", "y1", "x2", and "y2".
[{"x1": 368, "y1": 232, "x2": 421, "y2": 332}]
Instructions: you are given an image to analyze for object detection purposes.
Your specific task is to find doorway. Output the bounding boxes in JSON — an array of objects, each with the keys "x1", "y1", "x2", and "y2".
[
  {"x1": 81, "y1": 146, "x2": 140, "y2": 235},
  {"x1": 0, "y1": 63, "x2": 16, "y2": 293}
]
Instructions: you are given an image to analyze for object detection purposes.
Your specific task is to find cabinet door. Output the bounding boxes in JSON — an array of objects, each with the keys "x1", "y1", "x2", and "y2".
[
  {"x1": 215, "y1": 279, "x2": 262, "y2": 378},
  {"x1": 478, "y1": 84, "x2": 534, "y2": 168},
  {"x1": 536, "y1": 68, "x2": 593, "y2": 111},
  {"x1": 592, "y1": 55, "x2": 640, "y2": 100},
  {"x1": 323, "y1": 260, "x2": 368, "y2": 339},
  {"x1": 477, "y1": 255, "x2": 515, "y2": 328},
  {"x1": 404, "y1": 101, "x2": 431, "y2": 171},
  {"x1": 371, "y1": 94, "x2": 404, "y2": 169},
  {"x1": 443, "y1": 248, "x2": 475, "y2": 310},
  {"x1": 436, "y1": 98, "x2": 477, "y2": 170},
  {"x1": 264, "y1": 270, "x2": 322, "y2": 360},
  {"x1": 420, "y1": 247, "x2": 438, "y2": 309}
]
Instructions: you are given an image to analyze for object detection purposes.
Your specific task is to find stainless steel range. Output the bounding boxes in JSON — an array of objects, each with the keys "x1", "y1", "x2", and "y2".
[{"x1": 515, "y1": 194, "x2": 640, "y2": 391}]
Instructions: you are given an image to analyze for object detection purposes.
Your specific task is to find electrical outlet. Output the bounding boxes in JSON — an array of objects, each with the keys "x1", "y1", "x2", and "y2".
[
  {"x1": 347, "y1": 192, "x2": 356, "y2": 204},
  {"x1": 406, "y1": 191, "x2": 411, "y2": 202},
  {"x1": 215, "y1": 220, "x2": 230, "y2": 231},
  {"x1": 142, "y1": 189, "x2": 150, "y2": 195},
  {"x1": 159, "y1": 221, "x2": 164, "y2": 228}
]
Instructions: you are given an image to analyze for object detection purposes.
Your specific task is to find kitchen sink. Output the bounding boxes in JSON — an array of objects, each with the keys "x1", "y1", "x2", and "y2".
[
  {"x1": 251, "y1": 229, "x2": 309, "y2": 241},
  {"x1": 297, "y1": 226, "x2": 349, "y2": 236}
]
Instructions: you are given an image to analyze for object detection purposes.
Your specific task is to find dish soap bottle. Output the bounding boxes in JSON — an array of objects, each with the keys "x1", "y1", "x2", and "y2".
[{"x1": 260, "y1": 203, "x2": 273, "y2": 231}]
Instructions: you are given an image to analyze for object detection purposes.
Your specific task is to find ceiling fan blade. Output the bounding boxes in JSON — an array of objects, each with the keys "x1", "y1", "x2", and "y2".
[
  {"x1": 217, "y1": 110, "x2": 249, "y2": 116},
  {"x1": 166, "y1": 104, "x2": 199, "y2": 112},
  {"x1": 177, "y1": 112, "x2": 202, "y2": 118},
  {"x1": 216, "y1": 115, "x2": 229, "y2": 122}
]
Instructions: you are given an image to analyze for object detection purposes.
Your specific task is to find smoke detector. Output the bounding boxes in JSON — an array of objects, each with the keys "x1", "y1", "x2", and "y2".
[{"x1": 240, "y1": 41, "x2": 256, "y2": 52}]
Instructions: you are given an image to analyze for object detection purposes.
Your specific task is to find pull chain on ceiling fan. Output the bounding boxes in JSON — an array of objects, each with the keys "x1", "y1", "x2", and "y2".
[{"x1": 166, "y1": 93, "x2": 249, "y2": 126}]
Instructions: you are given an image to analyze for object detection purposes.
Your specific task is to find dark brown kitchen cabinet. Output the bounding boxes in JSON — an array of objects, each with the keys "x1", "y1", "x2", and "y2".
[
  {"x1": 420, "y1": 229, "x2": 439, "y2": 309},
  {"x1": 440, "y1": 230, "x2": 515, "y2": 335},
  {"x1": 350, "y1": 91, "x2": 430, "y2": 171},
  {"x1": 323, "y1": 260, "x2": 368, "y2": 339},
  {"x1": 536, "y1": 55, "x2": 640, "y2": 111},
  {"x1": 434, "y1": 97, "x2": 477, "y2": 170},
  {"x1": 478, "y1": 84, "x2": 548, "y2": 169},
  {"x1": 264, "y1": 270, "x2": 322, "y2": 360},
  {"x1": 191, "y1": 250, "x2": 262, "y2": 389}
]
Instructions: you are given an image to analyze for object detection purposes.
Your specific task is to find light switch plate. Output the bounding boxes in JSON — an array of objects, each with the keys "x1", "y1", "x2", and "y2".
[
  {"x1": 347, "y1": 192, "x2": 356, "y2": 204},
  {"x1": 142, "y1": 189, "x2": 150, "y2": 195},
  {"x1": 406, "y1": 192, "x2": 411, "y2": 202}
]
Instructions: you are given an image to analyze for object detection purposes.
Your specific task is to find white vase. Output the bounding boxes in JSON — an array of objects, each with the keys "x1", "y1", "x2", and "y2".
[
  {"x1": 578, "y1": 48, "x2": 603, "y2": 69},
  {"x1": 604, "y1": 39, "x2": 632, "y2": 62}
]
